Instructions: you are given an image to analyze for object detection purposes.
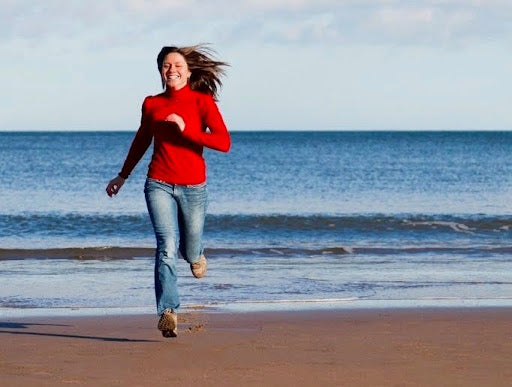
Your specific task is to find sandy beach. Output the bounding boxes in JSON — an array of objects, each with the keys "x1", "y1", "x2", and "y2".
[{"x1": 0, "y1": 308, "x2": 510, "y2": 386}]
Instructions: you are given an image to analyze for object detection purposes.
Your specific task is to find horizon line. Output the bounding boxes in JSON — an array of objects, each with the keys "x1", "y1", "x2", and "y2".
[{"x1": 1, "y1": 128, "x2": 511, "y2": 133}]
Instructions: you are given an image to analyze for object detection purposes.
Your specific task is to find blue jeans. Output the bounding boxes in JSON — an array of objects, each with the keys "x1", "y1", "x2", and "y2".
[{"x1": 144, "y1": 178, "x2": 207, "y2": 315}]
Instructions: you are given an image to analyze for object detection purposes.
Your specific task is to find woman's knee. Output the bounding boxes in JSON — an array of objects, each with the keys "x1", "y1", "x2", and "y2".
[{"x1": 155, "y1": 242, "x2": 179, "y2": 261}]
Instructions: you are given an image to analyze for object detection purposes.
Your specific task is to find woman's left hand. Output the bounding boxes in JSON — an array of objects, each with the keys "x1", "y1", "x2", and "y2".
[{"x1": 165, "y1": 113, "x2": 186, "y2": 132}]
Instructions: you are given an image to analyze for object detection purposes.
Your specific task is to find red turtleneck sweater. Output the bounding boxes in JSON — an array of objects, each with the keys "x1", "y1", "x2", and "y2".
[{"x1": 119, "y1": 85, "x2": 230, "y2": 185}]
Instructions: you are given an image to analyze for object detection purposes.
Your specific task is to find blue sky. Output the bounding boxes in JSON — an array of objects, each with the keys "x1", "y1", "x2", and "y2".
[{"x1": 1, "y1": 0, "x2": 511, "y2": 131}]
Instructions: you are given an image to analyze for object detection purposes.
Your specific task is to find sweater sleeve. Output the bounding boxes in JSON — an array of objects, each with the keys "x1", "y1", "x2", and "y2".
[
  {"x1": 182, "y1": 95, "x2": 231, "y2": 152},
  {"x1": 119, "y1": 98, "x2": 153, "y2": 179}
]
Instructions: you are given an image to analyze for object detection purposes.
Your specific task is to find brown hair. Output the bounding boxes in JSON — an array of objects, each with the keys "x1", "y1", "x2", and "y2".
[{"x1": 157, "y1": 44, "x2": 229, "y2": 99}]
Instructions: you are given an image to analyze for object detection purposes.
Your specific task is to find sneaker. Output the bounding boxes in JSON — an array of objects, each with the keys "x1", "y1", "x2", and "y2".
[
  {"x1": 190, "y1": 254, "x2": 207, "y2": 279},
  {"x1": 158, "y1": 309, "x2": 177, "y2": 338}
]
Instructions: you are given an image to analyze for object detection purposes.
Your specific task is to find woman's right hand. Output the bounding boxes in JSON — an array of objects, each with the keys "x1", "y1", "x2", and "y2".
[{"x1": 106, "y1": 175, "x2": 125, "y2": 197}]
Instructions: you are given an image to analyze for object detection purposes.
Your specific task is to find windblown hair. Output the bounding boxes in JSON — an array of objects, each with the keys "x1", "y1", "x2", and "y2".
[{"x1": 157, "y1": 44, "x2": 229, "y2": 99}]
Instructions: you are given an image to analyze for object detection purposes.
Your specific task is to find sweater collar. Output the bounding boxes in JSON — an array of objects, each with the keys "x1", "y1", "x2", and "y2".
[{"x1": 164, "y1": 83, "x2": 191, "y2": 98}]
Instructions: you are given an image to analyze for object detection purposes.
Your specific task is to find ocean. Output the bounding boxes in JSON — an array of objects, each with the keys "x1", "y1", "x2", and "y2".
[{"x1": 0, "y1": 131, "x2": 511, "y2": 316}]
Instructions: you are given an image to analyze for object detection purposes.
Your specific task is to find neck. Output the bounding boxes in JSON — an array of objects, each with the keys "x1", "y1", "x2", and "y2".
[{"x1": 166, "y1": 83, "x2": 189, "y2": 93}]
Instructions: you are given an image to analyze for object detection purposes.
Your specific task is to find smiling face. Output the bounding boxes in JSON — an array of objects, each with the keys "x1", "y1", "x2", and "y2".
[{"x1": 161, "y1": 52, "x2": 191, "y2": 91}]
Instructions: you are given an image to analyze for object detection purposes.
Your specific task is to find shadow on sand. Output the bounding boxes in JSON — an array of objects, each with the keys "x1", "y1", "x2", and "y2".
[{"x1": 0, "y1": 321, "x2": 159, "y2": 342}]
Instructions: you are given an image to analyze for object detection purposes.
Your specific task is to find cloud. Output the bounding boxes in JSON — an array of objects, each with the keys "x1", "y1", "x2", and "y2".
[
  {"x1": 1, "y1": 0, "x2": 511, "y2": 47},
  {"x1": 363, "y1": 7, "x2": 478, "y2": 45}
]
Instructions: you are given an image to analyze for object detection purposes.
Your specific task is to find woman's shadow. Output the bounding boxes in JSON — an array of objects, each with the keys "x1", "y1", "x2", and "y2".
[{"x1": 0, "y1": 321, "x2": 158, "y2": 342}]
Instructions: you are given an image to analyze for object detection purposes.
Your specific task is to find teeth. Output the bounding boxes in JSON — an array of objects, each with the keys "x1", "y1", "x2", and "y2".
[{"x1": 168, "y1": 75, "x2": 180, "y2": 80}]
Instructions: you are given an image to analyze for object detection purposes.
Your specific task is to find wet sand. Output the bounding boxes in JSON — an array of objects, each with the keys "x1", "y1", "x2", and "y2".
[{"x1": 0, "y1": 308, "x2": 511, "y2": 386}]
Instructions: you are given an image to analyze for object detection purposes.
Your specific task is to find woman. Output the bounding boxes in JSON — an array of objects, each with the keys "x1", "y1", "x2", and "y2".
[{"x1": 106, "y1": 45, "x2": 230, "y2": 338}]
